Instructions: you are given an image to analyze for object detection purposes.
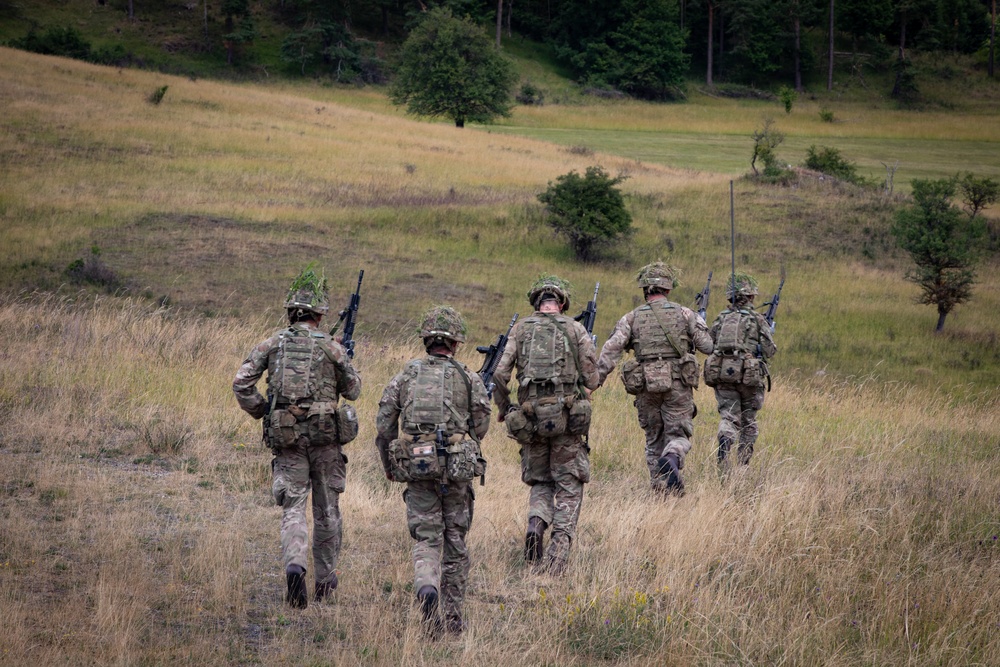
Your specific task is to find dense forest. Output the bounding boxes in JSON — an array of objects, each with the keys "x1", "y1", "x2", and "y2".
[{"x1": 4, "y1": 0, "x2": 997, "y2": 97}]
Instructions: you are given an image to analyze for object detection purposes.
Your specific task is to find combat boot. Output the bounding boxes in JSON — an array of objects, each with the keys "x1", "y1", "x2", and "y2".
[
  {"x1": 717, "y1": 435, "x2": 734, "y2": 468},
  {"x1": 445, "y1": 614, "x2": 465, "y2": 635},
  {"x1": 656, "y1": 453, "x2": 685, "y2": 496},
  {"x1": 737, "y1": 440, "x2": 754, "y2": 466},
  {"x1": 524, "y1": 517, "x2": 547, "y2": 563},
  {"x1": 314, "y1": 572, "x2": 338, "y2": 602},
  {"x1": 286, "y1": 564, "x2": 307, "y2": 609}
]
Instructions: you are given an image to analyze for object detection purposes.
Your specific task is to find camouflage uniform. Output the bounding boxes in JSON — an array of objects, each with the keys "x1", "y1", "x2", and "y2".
[
  {"x1": 707, "y1": 274, "x2": 777, "y2": 467},
  {"x1": 493, "y1": 277, "x2": 599, "y2": 575},
  {"x1": 233, "y1": 271, "x2": 361, "y2": 607},
  {"x1": 597, "y1": 266, "x2": 713, "y2": 493},
  {"x1": 375, "y1": 307, "x2": 491, "y2": 632}
]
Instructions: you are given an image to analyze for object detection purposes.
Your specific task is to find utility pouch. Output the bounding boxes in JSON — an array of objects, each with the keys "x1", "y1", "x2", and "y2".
[
  {"x1": 532, "y1": 396, "x2": 567, "y2": 438},
  {"x1": 566, "y1": 397, "x2": 592, "y2": 436},
  {"x1": 335, "y1": 402, "x2": 359, "y2": 444},
  {"x1": 408, "y1": 438, "x2": 444, "y2": 482},
  {"x1": 306, "y1": 402, "x2": 338, "y2": 447},
  {"x1": 703, "y1": 354, "x2": 721, "y2": 387},
  {"x1": 742, "y1": 356, "x2": 764, "y2": 388},
  {"x1": 719, "y1": 355, "x2": 745, "y2": 384},
  {"x1": 677, "y1": 352, "x2": 700, "y2": 389},
  {"x1": 621, "y1": 358, "x2": 645, "y2": 395},
  {"x1": 446, "y1": 439, "x2": 479, "y2": 482},
  {"x1": 268, "y1": 409, "x2": 299, "y2": 448},
  {"x1": 504, "y1": 407, "x2": 535, "y2": 444},
  {"x1": 642, "y1": 358, "x2": 675, "y2": 393},
  {"x1": 387, "y1": 438, "x2": 412, "y2": 483}
]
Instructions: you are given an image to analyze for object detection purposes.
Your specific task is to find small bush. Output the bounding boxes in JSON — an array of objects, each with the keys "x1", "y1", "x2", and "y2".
[
  {"x1": 12, "y1": 25, "x2": 92, "y2": 60},
  {"x1": 804, "y1": 145, "x2": 865, "y2": 185},
  {"x1": 66, "y1": 246, "x2": 124, "y2": 291},
  {"x1": 778, "y1": 85, "x2": 797, "y2": 114},
  {"x1": 516, "y1": 80, "x2": 545, "y2": 105},
  {"x1": 537, "y1": 166, "x2": 632, "y2": 261},
  {"x1": 147, "y1": 85, "x2": 168, "y2": 105},
  {"x1": 819, "y1": 108, "x2": 835, "y2": 123}
]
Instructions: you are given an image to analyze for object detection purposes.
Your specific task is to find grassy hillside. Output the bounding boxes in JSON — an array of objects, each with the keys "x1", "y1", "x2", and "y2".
[{"x1": 1, "y1": 48, "x2": 999, "y2": 665}]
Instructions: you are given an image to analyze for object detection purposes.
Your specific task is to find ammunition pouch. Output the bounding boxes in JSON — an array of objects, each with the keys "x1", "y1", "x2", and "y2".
[
  {"x1": 704, "y1": 351, "x2": 747, "y2": 387},
  {"x1": 335, "y1": 402, "x2": 359, "y2": 444},
  {"x1": 504, "y1": 407, "x2": 535, "y2": 444},
  {"x1": 621, "y1": 358, "x2": 644, "y2": 395},
  {"x1": 641, "y1": 357, "x2": 675, "y2": 393},
  {"x1": 387, "y1": 433, "x2": 481, "y2": 483},
  {"x1": 267, "y1": 408, "x2": 300, "y2": 448},
  {"x1": 677, "y1": 352, "x2": 700, "y2": 389},
  {"x1": 742, "y1": 356, "x2": 766, "y2": 388},
  {"x1": 566, "y1": 396, "x2": 592, "y2": 436}
]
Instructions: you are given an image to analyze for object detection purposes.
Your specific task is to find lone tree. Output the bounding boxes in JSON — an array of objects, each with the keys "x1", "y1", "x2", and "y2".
[
  {"x1": 390, "y1": 8, "x2": 517, "y2": 128},
  {"x1": 891, "y1": 177, "x2": 988, "y2": 332},
  {"x1": 537, "y1": 166, "x2": 632, "y2": 261}
]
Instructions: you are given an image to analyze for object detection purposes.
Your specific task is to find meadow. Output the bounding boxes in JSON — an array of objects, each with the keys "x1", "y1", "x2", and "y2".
[{"x1": 1, "y1": 47, "x2": 999, "y2": 665}]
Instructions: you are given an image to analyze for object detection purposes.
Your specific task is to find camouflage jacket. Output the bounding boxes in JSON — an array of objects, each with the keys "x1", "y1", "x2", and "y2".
[
  {"x1": 492, "y1": 311, "x2": 599, "y2": 415},
  {"x1": 375, "y1": 354, "x2": 491, "y2": 475},
  {"x1": 708, "y1": 302, "x2": 777, "y2": 360},
  {"x1": 597, "y1": 297, "x2": 713, "y2": 386},
  {"x1": 232, "y1": 321, "x2": 361, "y2": 419}
]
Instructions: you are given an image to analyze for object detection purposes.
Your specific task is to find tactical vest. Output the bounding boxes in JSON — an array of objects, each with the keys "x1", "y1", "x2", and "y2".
[
  {"x1": 714, "y1": 309, "x2": 760, "y2": 354},
  {"x1": 517, "y1": 314, "x2": 579, "y2": 389},
  {"x1": 632, "y1": 301, "x2": 689, "y2": 360},
  {"x1": 268, "y1": 326, "x2": 339, "y2": 406},
  {"x1": 400, "y1": 357, "x2": 472, "y2": 436}
]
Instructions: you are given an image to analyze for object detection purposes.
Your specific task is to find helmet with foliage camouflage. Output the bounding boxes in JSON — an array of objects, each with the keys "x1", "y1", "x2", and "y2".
[
  {"x1": 419, "y1": 305, "x2": 467, "y2": 344},
  {"x1": 725, "y1": 271, "x2": 759, "y2": 301},
  {"x1": 636, "y1": 261, "x2": 679, "y2": 291},
  {"x1": 527, "y1": 274, "x2": 572, "y2": 312},
  {"x1": 284, "y1": 265, "x2": 330, "y2": 315}
]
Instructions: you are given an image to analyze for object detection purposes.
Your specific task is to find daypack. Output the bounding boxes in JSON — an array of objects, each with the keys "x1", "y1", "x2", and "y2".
[
  {"x1": 271, "y1": 328, "x2": 325, "y2": 404},
  {"x1": 402, "y1": 358, "x2": 461, "y2": 435},
  {"x1": 519, "y1": 315, "x2": 578, "y2": 388},
  {"x1": 704, "y1": 309, "x2": 764, "y2": 388}
]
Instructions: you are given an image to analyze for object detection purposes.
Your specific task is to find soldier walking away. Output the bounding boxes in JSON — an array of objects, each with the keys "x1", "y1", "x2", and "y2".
[
  {"x1": 375, "y1": 307, "x2": 491, "y2": 635},
  {"x1": 597, "y1": 262, "x2": 713, "y2": 496},
  {"x1": 233, "y1": 267, "x2": 362, "y2": 609},
  {"x1": 703, "y1": 272, "x2": 777, "y2": 470},
  {"x1": 493, "y1": 276, "x2": 599, "y2": 575}
]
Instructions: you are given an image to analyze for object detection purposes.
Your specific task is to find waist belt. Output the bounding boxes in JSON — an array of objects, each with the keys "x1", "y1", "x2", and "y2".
[
  {"x1": 406, "y1": 432, "x2": 468, "y2": 444},
  {"x1": 637, "y1": 354, "x2": 679, "y2": 362}
]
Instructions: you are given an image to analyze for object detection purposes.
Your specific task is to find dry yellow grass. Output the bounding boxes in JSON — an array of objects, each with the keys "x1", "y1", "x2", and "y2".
[{"x1": 0, "y1": 294, "x2": 997, "y2": 665}]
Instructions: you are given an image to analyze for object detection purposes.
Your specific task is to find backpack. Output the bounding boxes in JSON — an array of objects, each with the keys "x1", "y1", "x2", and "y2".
[
  {"x1": 704, "y1": 310, "x2": 764, "y2": 387},
  {"x1": 271, "y1": 328, "x2": 325, "y2": 404},
  {"x1": 519, "y1": 315, "x2": 578, "y2": 389}
]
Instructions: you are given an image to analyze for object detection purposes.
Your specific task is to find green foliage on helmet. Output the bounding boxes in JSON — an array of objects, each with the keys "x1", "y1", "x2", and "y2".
[
  {"x1": 527, "y1": 274, "x2": 573, "y2": 311},
  {"x1": 636, "y1": 260, "x2": 680, "y2": 290},
  {"x1": 284, "y1": 264, "x2": 330, "y2": 315},
  {"x1": 419, "y1": 305, "x2": 467, "y2": 343},
  {"x1": 725, "y1": 271, "x2": 759, "y2": 300}
]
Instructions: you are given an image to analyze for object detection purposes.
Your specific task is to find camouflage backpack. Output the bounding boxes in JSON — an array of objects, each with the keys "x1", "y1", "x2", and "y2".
[
  {"x1": 271, "y1": 328, "x2": 328, "y2": 404},
  {"x1": 519, "y1": 315, "x2": 578, "y2": 388},
  {"x1": 401, "y1": 358, "x2": 468, "y2": 435},
  {"x1": 703, "y1": 309, "x2": 764, "y2": 388}
]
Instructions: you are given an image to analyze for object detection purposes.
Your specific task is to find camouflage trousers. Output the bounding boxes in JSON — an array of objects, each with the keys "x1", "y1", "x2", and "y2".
[
  {"x1": 405, "y1": 480, "x2": 473, "y2": 623},
  {"x1": 520, "y1": 433, "x2": 589, "y2": 573},
  {"x1": 714, "y1": 383, "x2": 766, "y2": 465},
  {"x1": 271, "y1": 439, "x2": 346, "y2": 586},
  {"x1": 635, "y1": 378, "x2": 695, "y2": 490}
]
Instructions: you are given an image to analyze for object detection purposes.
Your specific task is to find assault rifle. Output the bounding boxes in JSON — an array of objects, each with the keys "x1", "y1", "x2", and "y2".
[
  {"x1": 574, "y1": 282, "x2": 600, "y2": 346},
  {"x1": 330, "y1": 269, "x2": 364, "y2": 358},
  {"x1": 694, "y1": 271, "x2": 712, "y2": 321},
  {"x1": 476, "y1": 313, "x2": 518, "y2": 398},
  {"x1": 763, "y1": 276, "x2": 784, "y2": 334}
]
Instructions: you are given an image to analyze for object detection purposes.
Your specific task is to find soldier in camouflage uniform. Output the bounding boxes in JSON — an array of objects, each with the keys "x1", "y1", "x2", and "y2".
[
  {"x1": 705, "y1": 272, "x2": 777, "y2": 469},
  {"x1": 597, "y1": 262, "x2": 713, "y2": 495},
  {"x1": 493, "y1": 276, "x2": 599, "y2": 575},
  {"x1": 375, "y1": 307, "x2": 491, "y2": 635},
  {"x1": 233, "y1": 267, "x2": 362, "y2": 609}
]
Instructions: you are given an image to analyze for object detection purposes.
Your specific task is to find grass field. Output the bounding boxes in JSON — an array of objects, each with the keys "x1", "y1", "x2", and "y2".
[{"x1": 1, "y1": 47, "x2": 999, "y2": 665}]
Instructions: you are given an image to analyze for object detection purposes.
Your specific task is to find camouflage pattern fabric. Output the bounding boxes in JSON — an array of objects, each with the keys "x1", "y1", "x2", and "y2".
[
  {"x1": 714, "y1": 383, "x2": 765, "y2": 465},
  {"x1": 375, "y1": 352, "x2": 490, "y2": 626},
  {"x1": 272, "y1": 438, "x2": 347, "y2": 585},
  {"x1": 597, "y1": 299, "x2": 712, "y2": 486},
  {"x1": 405, "y1": 480, "x2": 474, "y2": 625},
  {"x1": 708, "y1": 302, "x2": 776, "y2": 466},
  {"x1": 492, "y1": 312, "x2": 599, "y2": 574},
  {"x1": 233, "y1": 319, "x2": 361, "y2": 592}
]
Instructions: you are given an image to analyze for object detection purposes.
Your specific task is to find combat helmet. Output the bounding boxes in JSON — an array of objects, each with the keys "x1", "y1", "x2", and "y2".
[
  {"x1": 284, "y1": 265, "x2": 330, "y2": 315},
  {"x1": 636, "y1": 261, "x2": 679, "y2": 292},
  {"x1": 419, "y1": 305, "x2": 467, "y2": 344},
  {"x1": 527, "y1": 275, "x2": 572, "y2": 312},
  {"x1": 725, "y1": 271, "x2": 759, "y2": 302}
]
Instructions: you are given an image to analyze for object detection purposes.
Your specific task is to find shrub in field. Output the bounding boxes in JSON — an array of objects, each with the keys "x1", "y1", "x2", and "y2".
[
  {"x1": 958, "y1": 172, "x2": 999, "y2": 219},
  {"x1": 778, "y1": 85, "x2": 797, "y2": 113},
  {"x1": 66, "y1": 246, "x2": 124, "y2": 292},
  {"x1": 537, "y1": 166, "x2": 632, "y2": 261},
  {"x1": 819, "y1": 108, "x2": 835, "y2": 122},
  {"x1": 750, "y1": 117, "x2": 795, "y2": 185},
  {"x1": 11, "y1": 25, "x2": 92, "y2": 61},
  {"x1": 516, "y1": 80, "x2": 545, "y2": 105},
  {"x1": 892, "y1": 177, "x2": 988, "y2": 332},
  {"x1": 389, "y1": 8, "x2": 517, "y2": 127},
  {"x1": 804, "y1": 145, "x2": 866, "y2": 185},
  {"x1": 147, "y1": 85, "x2": 168, "y2": 105}
]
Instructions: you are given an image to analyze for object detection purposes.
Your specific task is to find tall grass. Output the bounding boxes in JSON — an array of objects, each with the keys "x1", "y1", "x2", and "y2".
[{"x1": 0, "y1": 295, "x2": 997, "y2": 665}]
